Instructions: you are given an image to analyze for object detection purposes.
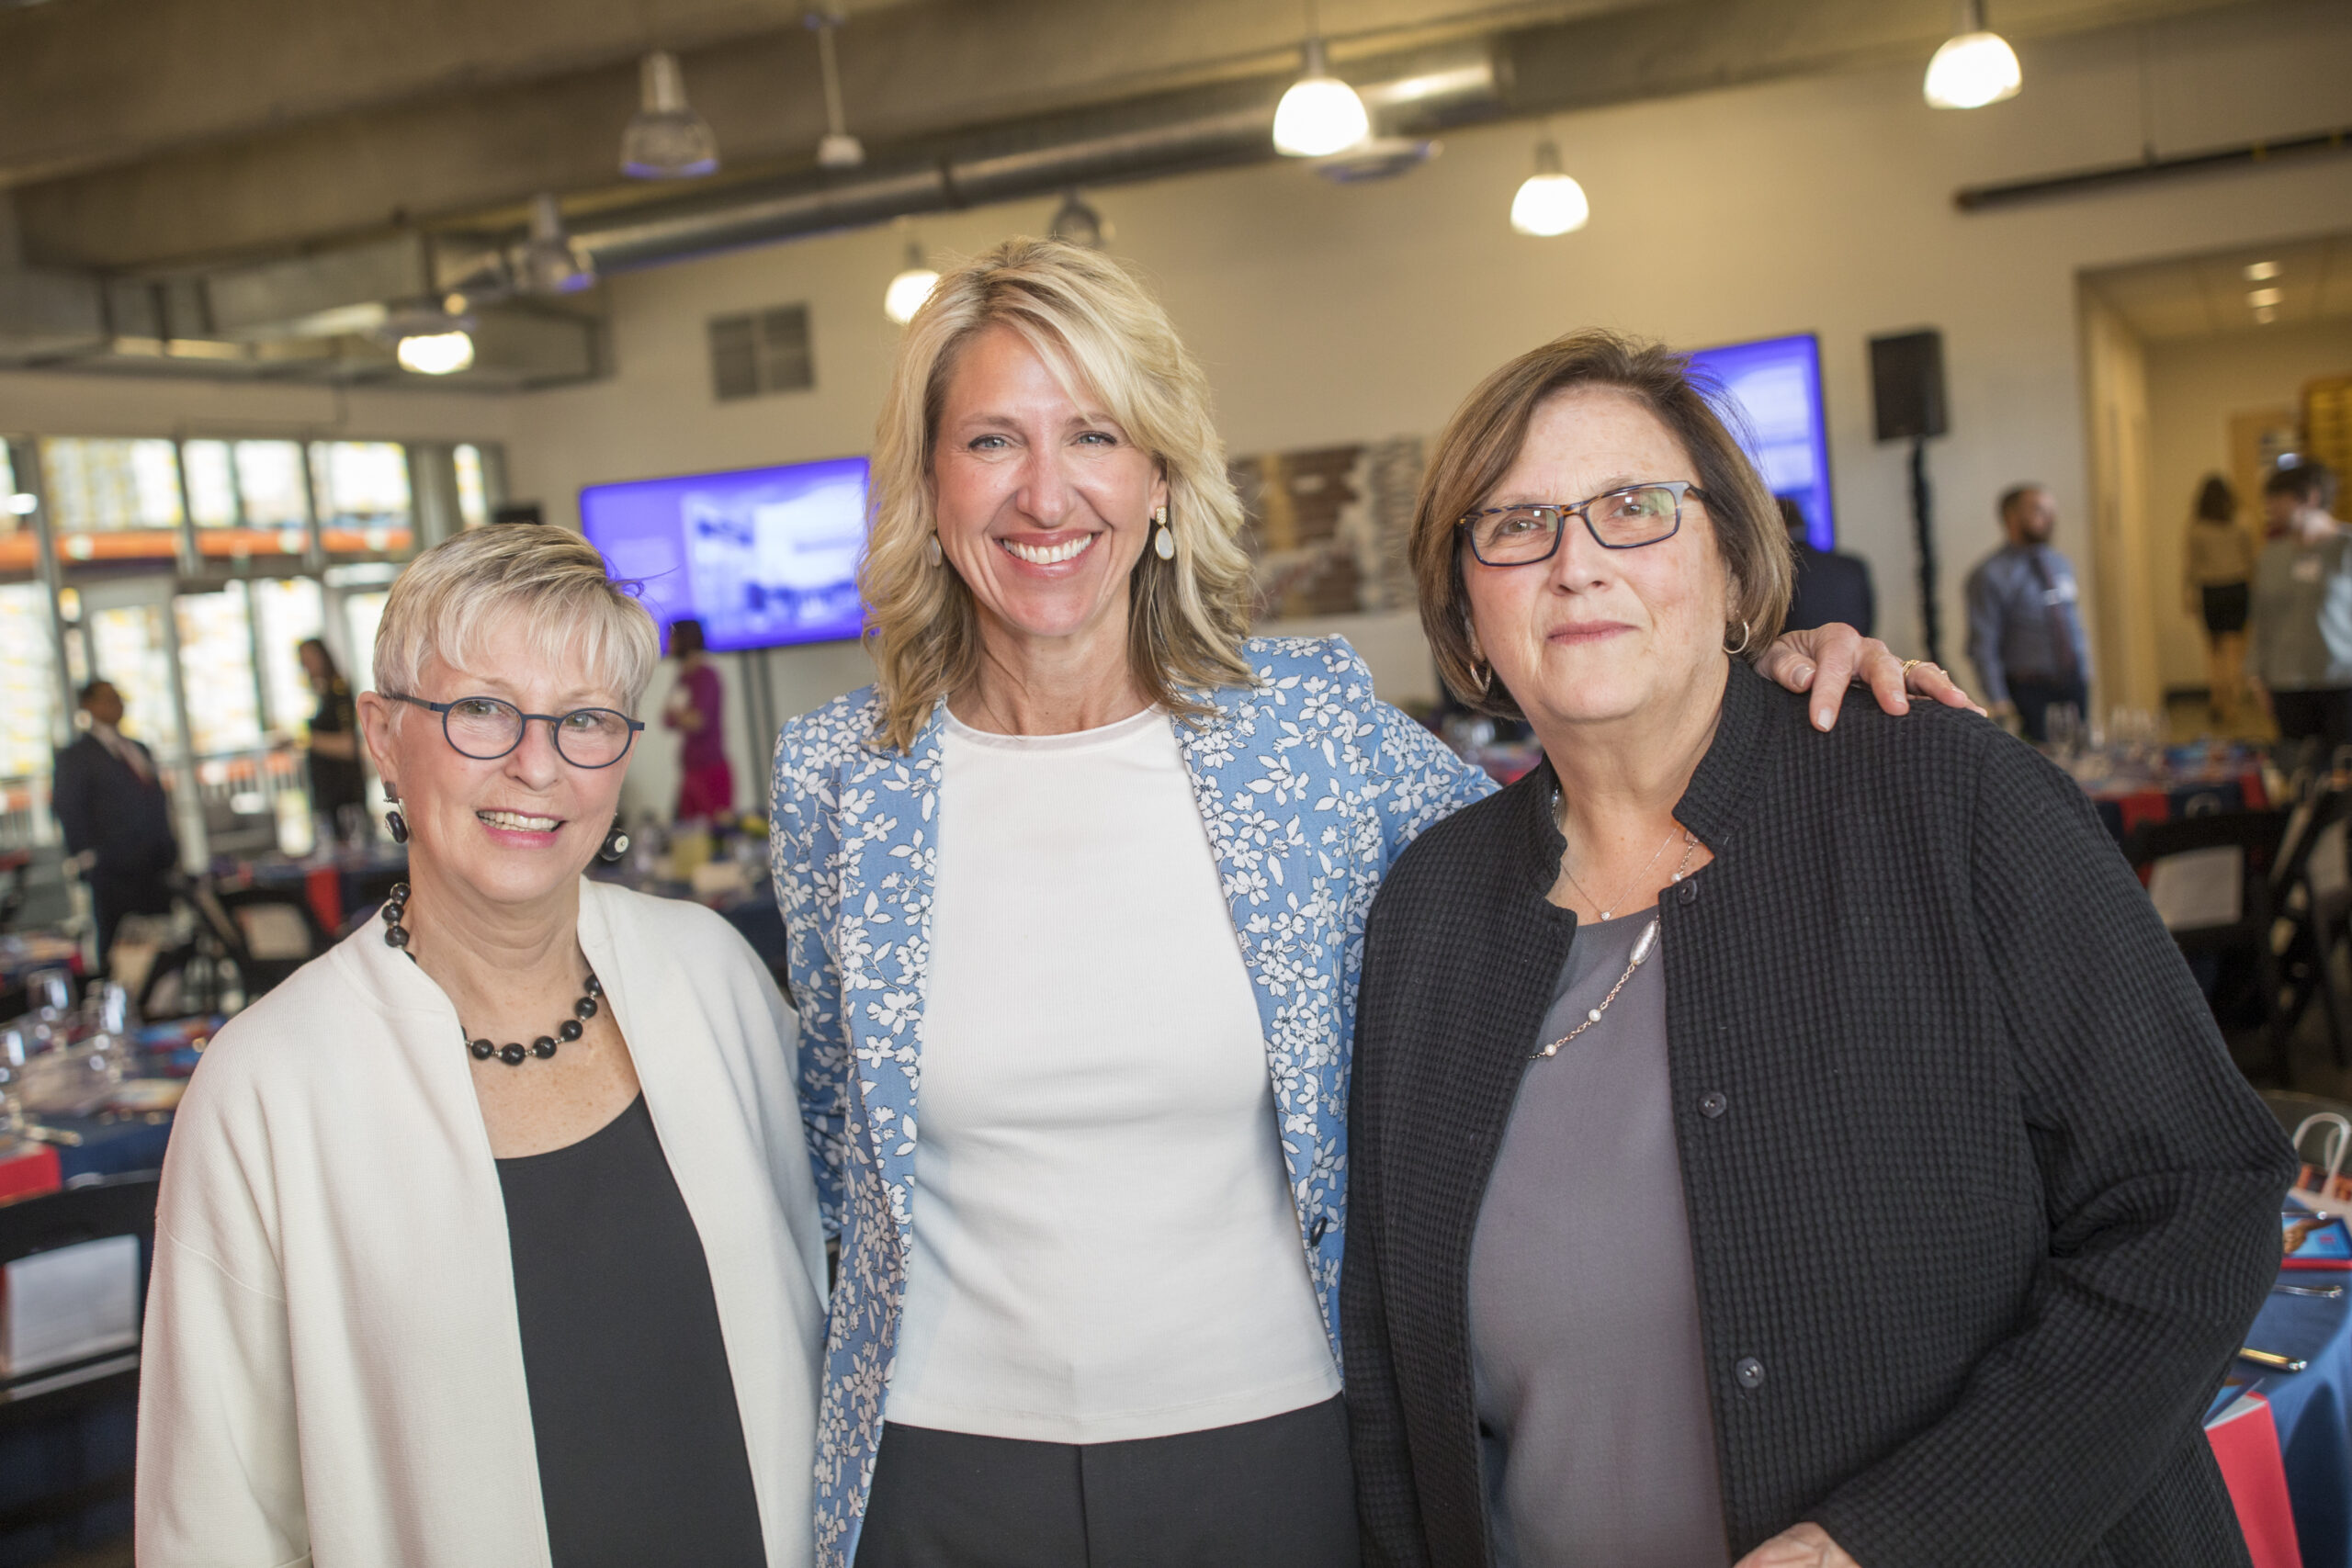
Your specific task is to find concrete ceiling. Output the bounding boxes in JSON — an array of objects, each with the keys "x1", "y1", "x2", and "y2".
[
  {"x1": 2087, "y1": 232, "x2": 2352, "y2": 341},
  {"x1": 0, "y1": 0, "x2": 2283, "y2": 274}
]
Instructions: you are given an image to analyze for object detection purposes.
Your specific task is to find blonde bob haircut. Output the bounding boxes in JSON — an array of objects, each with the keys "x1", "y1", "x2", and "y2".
[
  {"x1": 1409, "y1": 329, "x2": 1794, "y2": 721},
  {"x1": 374, "y1": 524, "x2": 661, "y2": 715},
  {"x1": 862, "y1": 236, "x2": 1254, "y2": 751}
]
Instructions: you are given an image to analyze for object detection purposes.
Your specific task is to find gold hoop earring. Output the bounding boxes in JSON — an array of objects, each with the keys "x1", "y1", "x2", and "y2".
[
  {"x1": 1724, "y1": 618, "x2": 1753, "y2": 656},
  {"x1": 1473, "y1": 661, "x2": 1493, "y2": 696}
]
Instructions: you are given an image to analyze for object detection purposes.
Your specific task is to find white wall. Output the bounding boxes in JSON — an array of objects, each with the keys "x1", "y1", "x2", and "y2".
[{"x1": 2143, "y1": 319, "x2": 2352, "y2": 691}]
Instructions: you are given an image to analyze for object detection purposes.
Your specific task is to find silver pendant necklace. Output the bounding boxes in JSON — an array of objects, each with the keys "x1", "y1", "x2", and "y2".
[{"x1": 1533, "y1": 821, "x2": 1703, "y2": 1059}]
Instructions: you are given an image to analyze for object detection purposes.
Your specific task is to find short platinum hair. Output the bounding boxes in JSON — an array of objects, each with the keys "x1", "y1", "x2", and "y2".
[{"x1": 374, "y1": 525, "x2": 660, "y2": 710}]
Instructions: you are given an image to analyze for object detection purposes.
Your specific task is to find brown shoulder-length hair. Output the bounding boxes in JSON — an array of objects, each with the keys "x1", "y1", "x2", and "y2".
[
  {"x1": 1409, "y1": 329, "x2": 1794, "y2": 719},
  {"x1": 861, "y1": 238, "x2": 1255, "y2": 751}
]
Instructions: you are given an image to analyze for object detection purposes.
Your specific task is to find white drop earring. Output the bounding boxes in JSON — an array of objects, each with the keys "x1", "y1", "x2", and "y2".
[
  {"x1": 927, "y1": 534, "x2": 943, "y2": 567},
  {"x1": 1152, "y1": 505, "x2": 1175, "y2": 560}
]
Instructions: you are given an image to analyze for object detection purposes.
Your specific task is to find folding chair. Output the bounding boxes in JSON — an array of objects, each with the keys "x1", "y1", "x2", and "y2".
[{"x1": 2126, "y1": 810, "x2": 2293, "y2": 1088}]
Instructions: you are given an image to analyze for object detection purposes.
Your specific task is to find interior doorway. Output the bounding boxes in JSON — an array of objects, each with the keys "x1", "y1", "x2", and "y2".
[{"x1": 2079, "y1": 232, "x2": 2352, "y2": 734}]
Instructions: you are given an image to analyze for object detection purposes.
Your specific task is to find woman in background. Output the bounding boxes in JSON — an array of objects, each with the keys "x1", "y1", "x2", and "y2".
[
  {"x1": 663, "y1": 616, "x2": 733, "y2": 822},
  {"x1": 2182, "y1": 475, "x2": 2253, "y2": 727},
  {"x1": 299, "y1": 637, "x2": 369, "y2": 840}
]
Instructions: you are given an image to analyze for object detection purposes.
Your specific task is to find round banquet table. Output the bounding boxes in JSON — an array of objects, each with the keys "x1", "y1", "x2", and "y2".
[{"x1": 2234, "y1": 1274, "x2": 2352, "y2": 1565}]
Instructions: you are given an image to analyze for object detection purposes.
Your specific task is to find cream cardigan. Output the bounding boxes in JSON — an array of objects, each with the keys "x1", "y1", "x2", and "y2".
[{"x1": 135, "y1": 878, "x2": 827, "y2": 1568}]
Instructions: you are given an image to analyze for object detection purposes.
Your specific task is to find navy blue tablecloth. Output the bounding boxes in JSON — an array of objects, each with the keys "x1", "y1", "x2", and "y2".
[
  {"x1": 41, "y1": 1114, "x2": 173, "y2": 1183},
  {"x1": 2244, "y1": 1280, "x2": 2352, "y2": 1566}
]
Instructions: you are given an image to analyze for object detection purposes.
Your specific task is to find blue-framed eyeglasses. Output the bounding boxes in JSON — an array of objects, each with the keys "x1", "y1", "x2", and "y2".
[
  {"x1": 385, "y1": 693, "x2": 644, "y2": 769},
  {"x1": 1458, "y1": 479, "x2": 1706, "y2": 566}
]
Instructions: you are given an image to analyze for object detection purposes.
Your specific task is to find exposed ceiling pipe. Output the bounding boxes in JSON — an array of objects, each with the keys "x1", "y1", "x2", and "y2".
[{"x1": 569, "y1": 41, "x2": 1500, "y2": 274}]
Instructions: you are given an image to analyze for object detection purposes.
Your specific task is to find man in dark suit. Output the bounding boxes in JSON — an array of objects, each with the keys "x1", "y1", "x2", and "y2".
[
  {"x1": 53, "y1": 680, "x2": 180, "y2": 962},
  {"x1": 1779, "y1": 497, "x2": 1875, "y2": 637}
]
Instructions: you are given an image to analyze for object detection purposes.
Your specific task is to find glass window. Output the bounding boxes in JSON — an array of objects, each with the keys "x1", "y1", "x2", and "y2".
[
  {"x1": 175, "y1": 583, "x2": 263, "y2": 756},
  {"x1": 311, "y1": 442, "x2": 413, "y2": 557},
  {"x1": 235, "y1": 441, "x2": 309, "y2": 529},
  {"x1": 89, "y1": 604, "x2": 181, "y2": 762},
  {"x1": 0, "y1": 583, "x2": 59, "y2": 783},
  {"x1": 42, "y1": 439, "x2": 184, "y2": 564},
  {"x1": 253, "y1": 577, "x2": 327, "y2": 738},
  {"x1": 343, "y1": 590, "x2": 390, "y2": 694},
  {"x1": 183, "y1": 440, "x2": 239, "y2": 527},
  {"x1": 455, "y1": 444, "x2": 492, "y2": 528}
]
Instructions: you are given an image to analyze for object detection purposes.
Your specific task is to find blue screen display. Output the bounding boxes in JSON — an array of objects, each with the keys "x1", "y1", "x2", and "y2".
[
  {"x1": 579, "y1": 456, "x2": 870, "y2": 653},
  {"x1": 1684, "y1": 333, "x2": 1836, "y2": 550}
]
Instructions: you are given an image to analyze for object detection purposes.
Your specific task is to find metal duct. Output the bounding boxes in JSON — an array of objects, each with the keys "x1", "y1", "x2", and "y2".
[{"x1": 573, "y1": 41, "x2": 1500, "y2": 274}]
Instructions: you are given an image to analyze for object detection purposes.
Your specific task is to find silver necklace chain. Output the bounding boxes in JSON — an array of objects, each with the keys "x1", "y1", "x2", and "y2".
[{"x1": 1534, "y1": 829, "x2": 1703, "y2": 1060}]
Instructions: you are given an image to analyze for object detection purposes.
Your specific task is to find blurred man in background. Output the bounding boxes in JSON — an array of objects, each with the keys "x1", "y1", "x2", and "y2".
[
  {"x1": 1778, "y1": 497, "x2": 1874, "y2": 636},
  {"x1": 1966, "y1": 484, "x2": 2092, "y2": 743},
  {"x1": 53, "y1": 679, "x2": 179, "y2": 964}
]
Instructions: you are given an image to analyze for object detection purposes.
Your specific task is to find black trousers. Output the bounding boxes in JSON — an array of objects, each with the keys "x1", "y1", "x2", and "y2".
[
  {"x1": 2007, "y1": 674, "x2": 2090, "y2": 745},
  {"x1": 852, "y1": 1397, "x2": 1358, "y2": 1568},
  {"x1": 2270, "y1": 686, "x2": 2352, "y2": 767}
]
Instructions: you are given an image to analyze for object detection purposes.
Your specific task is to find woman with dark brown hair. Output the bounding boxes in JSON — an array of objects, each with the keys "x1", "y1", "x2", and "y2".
[
  {"x1": 1343, "y1": 329, "x2": 2294, "y2": 1568},
  {"x1": 2184, "y1": 474, "x2": 2255, "y2": 726}
]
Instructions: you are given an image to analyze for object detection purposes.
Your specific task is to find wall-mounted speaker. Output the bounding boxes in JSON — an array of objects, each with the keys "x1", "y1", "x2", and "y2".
[{"x1": 1869, "y1": 330, "x2": 1949, "y2": 443}]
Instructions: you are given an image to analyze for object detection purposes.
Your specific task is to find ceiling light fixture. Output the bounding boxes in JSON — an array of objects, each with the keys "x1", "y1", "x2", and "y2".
[
  {"x1": 885, "y1": 240, "x2": 940, "y2": 325},
  {"x1": 1510, "y1": 141, "x2": 1589, "y2": 236},
  {"x1": 2245, "y1": 260, "x2": 2282, "y2": 281},
  {"x1": 808, "y1": 13, "x2": 865, "y2": 170},
  {"x1": 1924, "y1": 1, "x2": 2022, "y2": 109},
  {"x1": 620, "y1": 50, "x2": 719, "y2": 179},
  {"x1": 2256, "y1": 307, "x2": 2279, "y2": 324},
  {"x1": 397, "y1": 331, "x2": 475, "y2": 376},
  {"x1": 519, "y1": 193, "x2": 595, "y2": 295},
  {"x1": 2248, "y1": 287, "x2": 2284, "y2": 308},
  {"x1": 1047, "y1": 189, "x2": 1111, "y2": 250},
  {"x1": 1273, "y1": 9, "x2": 1369, "y2": 160}
]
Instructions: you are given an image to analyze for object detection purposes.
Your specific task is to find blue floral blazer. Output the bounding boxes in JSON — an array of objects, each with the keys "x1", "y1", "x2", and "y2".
[{"x1": 769, "y1": 636, "x2": 1494, "y2": 1565}]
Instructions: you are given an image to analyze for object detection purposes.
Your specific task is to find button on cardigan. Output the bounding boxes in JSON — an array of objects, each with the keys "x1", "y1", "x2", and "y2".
[{"x1": 1344, "y1": 659, "x2": 2298, "y2": 1568}]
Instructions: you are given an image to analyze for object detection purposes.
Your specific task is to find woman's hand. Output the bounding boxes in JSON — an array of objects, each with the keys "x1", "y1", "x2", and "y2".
[
  {"x1": 1734, "y1": 1522, "x2": 1860, "y2": 1568},
  {"x1": 1755, "y1": 623, "x2": 1984, "y2": 731}
]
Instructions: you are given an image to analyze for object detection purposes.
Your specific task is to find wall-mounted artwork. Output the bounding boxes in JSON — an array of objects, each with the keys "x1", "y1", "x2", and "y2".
[{"x1": 1228, "y1": 435, "x2": 1424, "y2": 624}]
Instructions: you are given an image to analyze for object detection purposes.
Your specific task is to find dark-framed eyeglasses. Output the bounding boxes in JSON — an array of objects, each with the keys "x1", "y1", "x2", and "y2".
[
  {"x1": 1457, "y1": 479, "x2": 1707, "y2": 567},
  {"x1": 384, "y1": 692, "x2": 644, "y2": 769}
]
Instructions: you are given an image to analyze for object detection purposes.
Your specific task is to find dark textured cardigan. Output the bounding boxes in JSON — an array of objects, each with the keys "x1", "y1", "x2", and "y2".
[{"x1": 1343, "y1": 659, "x2": 2298, "y2": 1568}]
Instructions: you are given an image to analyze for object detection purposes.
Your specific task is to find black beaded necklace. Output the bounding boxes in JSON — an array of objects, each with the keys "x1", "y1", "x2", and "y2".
[{"x1": 380, "y1": 882, "x2": 603, "y2": 1066}]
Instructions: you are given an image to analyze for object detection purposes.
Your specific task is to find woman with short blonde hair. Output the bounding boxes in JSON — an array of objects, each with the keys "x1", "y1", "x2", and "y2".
[
  {"x1": 775, "y1": 241, "x2": 1955, "y2": 1568},
  {"x1": 141, "y1": 525, "x2": 828, "y2": 1568}
]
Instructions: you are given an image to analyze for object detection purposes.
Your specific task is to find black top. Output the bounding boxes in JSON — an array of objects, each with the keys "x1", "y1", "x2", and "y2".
[
  {"x1": 498, "y1": 1095, "x2": 766, "y2": 1568},
  {"x1": 306, "y1": 677, "x2": 368, "y2": 818},
  {"x1": 1343, "y1": 659, "x2": 2297, "y2": 1568},
  {"x1": 1781, "y1": 544, "x2": 1875, "y2": 637}
]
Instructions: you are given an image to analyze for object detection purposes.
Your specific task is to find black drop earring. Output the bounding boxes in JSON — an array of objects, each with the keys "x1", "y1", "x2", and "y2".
[
  {"x1": 386, "y1": 807, "x2": 409, "y2": 844},
  {"x1": 599, "y1": 817, "x2": 630, "y2": 863}
]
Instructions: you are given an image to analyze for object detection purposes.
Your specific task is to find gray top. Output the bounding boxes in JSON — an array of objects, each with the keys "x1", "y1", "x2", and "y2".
[
  {"x1": 1963, "y1": 543, "x2": 2092, "y2": 707},
  {"x1": 1468, "y1": 911, "x2": 1728, "y2": 1568},
  {"x1": 2252, "y1": 529, "x2": 2352, "y2": 691}
]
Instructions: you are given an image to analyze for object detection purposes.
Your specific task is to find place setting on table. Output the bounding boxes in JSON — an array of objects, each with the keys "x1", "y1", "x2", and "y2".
[
  {"x1": 2208, "y1": 1111, "x2": 2352, "y2": 1568},
  {"x1": 2034, "y1": 705, "x2": 2274, "y2": 841}
]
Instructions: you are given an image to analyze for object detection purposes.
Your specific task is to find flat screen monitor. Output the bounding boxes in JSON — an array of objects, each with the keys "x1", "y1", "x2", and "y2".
[
  {"x1": 1684, "y1": 333, "x2": 1836, "y2": 551},
  {"x1": 579, "y1": 456, "x2": 869, "y2": 652}
]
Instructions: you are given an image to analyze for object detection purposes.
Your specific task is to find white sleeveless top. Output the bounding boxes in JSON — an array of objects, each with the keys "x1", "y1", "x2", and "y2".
[{"x1": 883, "y1": 705, "x2": 1340, "y2": 1443}]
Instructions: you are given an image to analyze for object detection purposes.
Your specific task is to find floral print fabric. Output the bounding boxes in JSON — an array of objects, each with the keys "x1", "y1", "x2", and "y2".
[{"x1": 769, "y1": 636, "x2": 1493, "y2": 1565}]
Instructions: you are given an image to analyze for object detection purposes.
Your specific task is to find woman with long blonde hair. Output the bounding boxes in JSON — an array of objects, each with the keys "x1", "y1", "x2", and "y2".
[{"x1": 771, "y1": 238, "x2": 1961, "y2": 1567}]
